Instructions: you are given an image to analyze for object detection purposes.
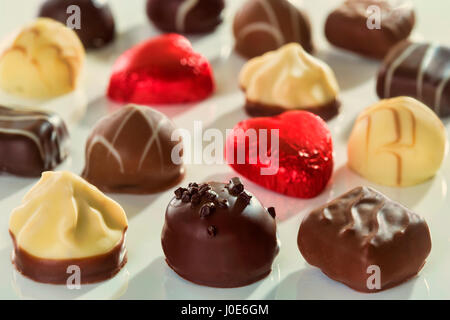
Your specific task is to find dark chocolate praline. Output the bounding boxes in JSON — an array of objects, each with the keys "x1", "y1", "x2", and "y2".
[
  {"x1": 0, "y1": 105, "x2": 69, "y2": 177},
  {"x1": 324, "y1": 0, "x2": 415, "y2": 59},
  {"x1": 38, "y1": 0, "x2": 116, "y2": 49},
  {"x1": 162, "y1": 178, "x2": 279, "y2": 288},
  {"x1": 146, "y1": 0, "x2": 225, "y2": 34},
  {"x1": 244, "y1": 99, "x2": 341, "y2": 121},
  {"x1": 376, "y1": 41, "x2": 450, "y2": 117}
]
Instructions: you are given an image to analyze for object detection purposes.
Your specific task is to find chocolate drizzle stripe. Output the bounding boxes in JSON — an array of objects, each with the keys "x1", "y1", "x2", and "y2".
[
  {"x1": 416, "y1": 44, "x2": 438, "y2": 100},
  {"x1": 360, "y1": 105, "x2": 417, "y2": 185},
  {"x1": 237, "y1": 0, "x2": 284, "y2": 46},
  {"x1": 137, "y1": 113, "x2": 168, "y2": 171},
  {"x1": 85, "y1": 135, "x2": 125, "y2": 174},
  {"x1": 175, "y1": 0, "x2": 199, "y2": 32},
  {"x1": 384, "y1": 43, "x2": 421, "y2": 97},
  {"x1": 0, "y1": 112, "x2": 66, "y2": 168},
  {"x1": 435, "y1": 71, "x2": 450, "y2": 114},
  {"x1": 285, "y1": 0, "x2": 301, "y2": 43},
  {"x1": 85, "y1": 105, "x2": 169, "y2": 176}
]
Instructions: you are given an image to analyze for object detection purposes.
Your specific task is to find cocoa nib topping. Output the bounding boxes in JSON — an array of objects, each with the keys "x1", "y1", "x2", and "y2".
[
  {"x1": 174, "y1": 187, "x2": 187, "y2": 199},
  {"x1": 226, "y1": 177, "x2": 244, "y2": 196},
  {"x1": 237, "y1": 191, "x2": 252, "y2": 206},
  {"x1": 175, "y1": 182, "x2": 229, "y2": 211},
  {"x1": 200, "y1": 202, "x2": 216, "y2": 218},
  {"x1": 267, "y1": 207, "x2": 276, "y2": 218},
  {"x1": 207, "y1": 225, "x2": 217, "y2": 237}
]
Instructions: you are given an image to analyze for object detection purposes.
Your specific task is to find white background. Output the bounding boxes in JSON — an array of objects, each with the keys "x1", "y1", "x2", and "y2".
[{"x1": 0, "y1": 0, "x2": 449, "y2": 299}]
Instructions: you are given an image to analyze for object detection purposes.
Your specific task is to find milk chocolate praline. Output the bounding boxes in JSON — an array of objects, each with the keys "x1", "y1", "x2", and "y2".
[
  {"x1": 239, "y1": 43, "x2": 340, "y2": 120},
  {"x1": 38, "y1": 0, "x2": 116, "y2": 49},
  {"x1": 325, "y1": 0, "x2": 415, "y2": 59},
  {"x1": 82, "y1": 104, "x2": 185, "y2": 194},
  {"x1": 162, "y1": 178, "x2": 279, "y2": 288},
  {"x1": 298, "y1": 186, "x2": 431, "y2": 292},
  {"x1": 146, "y1": 0, "x2": 225, "y2": 34},
  {"x1": 233, "y1": 0, "x2": 313, "y2": 59},
  {"x1": 0, "y1": 105, "x2": 69, "y2": 177}
]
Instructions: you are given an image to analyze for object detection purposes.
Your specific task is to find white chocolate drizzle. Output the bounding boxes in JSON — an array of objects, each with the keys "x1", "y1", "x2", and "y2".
[
  {"x1": 0, "y1": 109, "x2": 67, "y2": 169},
  {"x1": 175, "y1": 0, "x2": 199, "y2": 33}
]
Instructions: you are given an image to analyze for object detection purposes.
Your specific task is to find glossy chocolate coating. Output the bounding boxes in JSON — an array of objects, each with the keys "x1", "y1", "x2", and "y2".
[
  {"x1": 10, "y1": 231, "x2": 127, "y2": 284},
  {"x1": 146, "y1": 0, "x2": 225, "y2": 34},
  {"x1": 38, "y1": 0, "x2": 115, "y2": 49},
  {"x1": 325, "y1": 0, "x2": 415, "y2": 59},
  {"x1": 162, "y1": 179, "x2": 279, "y2": 288},
  {"x1": 377, "y1": 41, "x2": 450, "y2": 117},
  {"x1": 0, "y1": 106, "x2": 69, "y2": 177},
  {"x1": 298, "y1": 186, "x2": 431, "y2": 292},
  {"x1": 82, "y1": 105, "x2": 184, "y2": 194},
  {"x1": 233, "y1": 0, "x2": 313, "y2": 59},
  {"x1": 244, "y1": 98, "x2": 340, "y2": 121}
]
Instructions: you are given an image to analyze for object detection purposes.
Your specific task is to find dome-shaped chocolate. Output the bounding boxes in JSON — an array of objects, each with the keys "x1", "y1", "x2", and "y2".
[
  {"x1": 38, "y1": 0, "x2": 116, "y2": 49},
  {"x1": 162, "y1": 178, "x2": 279, "y2": 288},
  {"x1": 233, "y1": 0, "x2": 313, "y2": 59},
  {"x1": 146, "y1": 0, "x2": 225, "y2": 34},
  {"x1": 82, "y1": 104, "x2": 185, "y2": 194}
]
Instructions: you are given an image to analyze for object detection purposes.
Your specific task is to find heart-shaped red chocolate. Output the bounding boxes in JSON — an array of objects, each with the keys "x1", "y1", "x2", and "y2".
[
  {"x1": 225, "y1": 111, "x2": 333, "y2": 198},
  {"x1": 107, "y1": 34, "x2": 214, "y2": 104}
]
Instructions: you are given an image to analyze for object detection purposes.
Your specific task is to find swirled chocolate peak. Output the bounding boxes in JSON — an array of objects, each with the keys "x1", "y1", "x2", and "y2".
[
  {"x1": 82, "y1": 104, "x2": 185, "y2": 194},
  {"x1": 348, "y1": 96, "x2": 446, "y2": 187},
  {"x1": 0, "y1": 105, "x2": 69, "y2": 177},
  {"x1": 239, "y1": 43, "x2": 340, "y2": 120},
  {"x1": 162, "y1": 177, "x2": 279, "y2": 288},
  {"x1": 298, "y1": 186, "x2": 431, "y2": 292},
  {"x1": 9, "y1": 171, "x2": 128, "y2": 284}
]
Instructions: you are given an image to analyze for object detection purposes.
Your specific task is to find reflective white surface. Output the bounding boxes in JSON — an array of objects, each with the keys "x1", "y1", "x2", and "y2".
[{"x1": 0, "y1": 0, "x2": 449, "y2": 300}]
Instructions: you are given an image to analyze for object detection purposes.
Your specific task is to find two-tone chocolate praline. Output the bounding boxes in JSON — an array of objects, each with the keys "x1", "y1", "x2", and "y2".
[
  {"x1": 239, "y1": 43, "x2": 340, "y2": 120},
  {"x1": 162, "y1": 177, "x2": 279, "y2": 288},
  {"x1": 9, "y1": 171, "x2": 128, "y2": 284},
  {"x1": 82, "y1": 104, "x2": 185, "y2": 194}
]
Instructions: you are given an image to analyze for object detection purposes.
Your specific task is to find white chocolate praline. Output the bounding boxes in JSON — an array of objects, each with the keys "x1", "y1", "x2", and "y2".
[
  {"x1": 9, "y1": 171, "x2": 128, "y2": 260},
  {"x1": 239, "y1": 43, "x2": 339, "y2": 109},
  {"x1": 348, "y1": 96, "x2": 447, "y2": 187},
  {"x1": 0, "y1": 18, "x2": 85, "y2": 100}
]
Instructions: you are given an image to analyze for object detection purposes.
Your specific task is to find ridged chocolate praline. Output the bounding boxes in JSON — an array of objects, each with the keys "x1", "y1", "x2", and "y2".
[{"x1": 162, "y1": 178, "x2": 279, "y2": 288}]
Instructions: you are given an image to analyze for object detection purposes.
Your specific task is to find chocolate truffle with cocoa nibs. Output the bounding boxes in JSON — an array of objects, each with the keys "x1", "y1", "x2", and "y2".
[{"x1": 162, "y1": 179, "x2": 278, "y2": 288}]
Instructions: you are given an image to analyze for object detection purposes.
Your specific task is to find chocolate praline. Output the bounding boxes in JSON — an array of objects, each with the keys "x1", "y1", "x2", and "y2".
[
  {"x1": 325, "y1": 0, "x2": 415, "y2": 59},
  {"x1": 376, "y1": 41, "x2": 450, "y2": 117},
  {"x1": 82, "y1": 104, "x2": 185, "y2": 194},
  {"x1": 146, "y1": 0, "x2": 225, "y2": 34},
  {"x1": 38, "y1": 0, "x2": 116, "y2": 49},
  {"x1": 298, "y1": 186, "x2": 432, "y2": 292},
  {"x1": 233, "y1": 0, "x2": 313, "y2": 59},
  {"x1": 162, "y1": 178, "x2": 279, "y2": 288},
  {"x1": 0, "y1": 105, "x2": 69, "y2": 177}
]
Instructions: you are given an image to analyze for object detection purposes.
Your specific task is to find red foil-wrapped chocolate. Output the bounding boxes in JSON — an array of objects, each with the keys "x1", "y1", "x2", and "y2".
[
  {"x1": 225, "y1": 111, "x2": 333, "y2": 198},
  {"x1": 107, "y1": 34, "x2": 214, "y2": 104}
]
